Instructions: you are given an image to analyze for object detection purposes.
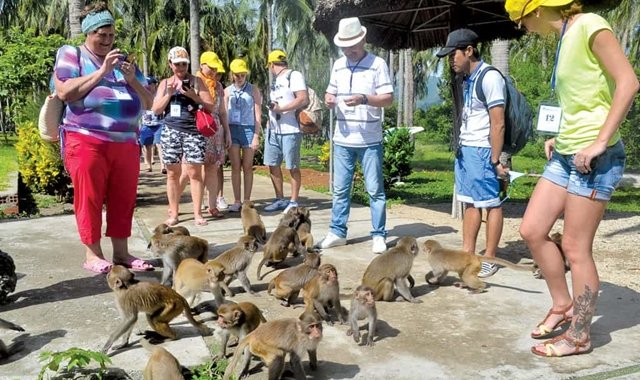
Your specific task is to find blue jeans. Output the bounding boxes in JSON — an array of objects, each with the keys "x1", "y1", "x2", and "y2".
[{"x1": 330, "y1": 143, "x2": 386, "y2": 238}]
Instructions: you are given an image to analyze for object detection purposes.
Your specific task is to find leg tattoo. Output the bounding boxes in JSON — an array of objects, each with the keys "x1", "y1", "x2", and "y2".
[{"x1": 569, "y1": 285, "x2": 597, "y2": 340}]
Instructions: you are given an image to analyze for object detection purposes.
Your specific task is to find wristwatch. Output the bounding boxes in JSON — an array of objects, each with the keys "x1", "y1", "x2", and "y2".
[
  {"x1": 361, "y1": 94, "x2": 368, "y2": 105},
  {"x1": 491, "y1": 160, "x2": 500, "y2": 167}
]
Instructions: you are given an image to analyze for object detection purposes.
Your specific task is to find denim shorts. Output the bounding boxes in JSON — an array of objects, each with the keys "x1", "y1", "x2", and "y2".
[
  {"x1": 230, "y1": 124, "x2": 255, "y2": 148},
  {"x1": 454, "y1": 146, "x2": 500, "y2": 208},
  {"x1": 542, "y1": 140, "x2": 625, "y2": 201},
  {"x1": 263, "y1": 130, "x2": 302, "y2": 169}
]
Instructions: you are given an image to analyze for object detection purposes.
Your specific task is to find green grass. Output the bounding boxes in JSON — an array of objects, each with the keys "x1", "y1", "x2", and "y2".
[{"x1": 0, "y1": 135, "x2": 19, "y2": 192}]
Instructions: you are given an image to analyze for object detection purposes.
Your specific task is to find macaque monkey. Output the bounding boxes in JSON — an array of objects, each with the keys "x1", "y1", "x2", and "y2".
[
  {"x1": 0, "y1": 317, "x2": 24, "y2": 359},
  {"x1": 147, "y1": 223, "x2": 190, "y2": 249},
  {"x1": 257, "y1": 225, "x2": 305, "y2": 280},
  {"x1": 102, "y1": 265, "x2": 210, "y2": 353},
  {"x1": 215, "y1": 302, "x2": 266, "y2": 360},
  {"x1": 241, "y1": 201, "x2": 267, "y2": 244},
  {"x1": 211, "y1": 235, "x2": 259, "y2": 296},
  {"x1": 533, "y1": 232, "x2": 570, "y2": 279},
  {"x1": 346, "y1": 285, "x2": 377, "y2": 347},
  {"x1": 149, "y1": 228, "x2": 209, "y2": 286},
  {"x1": 267, "y1": 252, "x2": 321, "y2": 307},
  {"x1": 223, "y1": 317, "x2": 323, "y2": 380},
  {"x1": 142, "y1": 339, "x2": 185, "y2": 380},
  {"x1": 303, "y1": 263, "x2": 347, "y2": 324},
  {"x1": 362, "y1": 236, "x2": 422, "y2": 303},
  {"x1": 287, "y1": 207, "x2": 315, "y2": 252},
  {"x1": 423, "y1": 239, "x2": 533, "y2": 293},
  {"x1": 298, "y1": 310, "x2": 322, "y2": 370},
  {"x1": 173, "y1": 258, "x2": 226, "y2": 306}
]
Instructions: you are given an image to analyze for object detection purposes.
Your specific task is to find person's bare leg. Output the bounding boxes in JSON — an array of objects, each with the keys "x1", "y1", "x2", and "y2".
[
  {"x1": 241, "y1": 147, "x2": 255, "y2": 202},
  {"x1": 520, "y1": 179, "x2": 573, "y2": 336},
  {"x1": 462, "y1": 205, "x2": 481, "y2": 254},
  {"x1": 289, "y1": 168, "x2": 301, "y2": 202},
  {"x1": 142, "y1": 145, "x2": 153, "y2": 170},
  {"x1": 185, "y1": 163, "x2": 205, "y2": 221},
  {"x1": 217, "y1": 165, "x2": 224, "y2": 200},
  {"x1": 229, "y1": 145, "x2": 242, "y2": 204},
  {"x1": 484, "y1": 206, "x2": 503, "y2": 259},
  {"x1": 179, "y1": 162, "x2": 189, "y2": 194},
  {"x1": 204, "y1": 163, "x2": 220, "y2": 210},
  {"x1": 155, "y1": 144, "x2": 165, "y2": 171},
  {"x1": 269, "y1": 166, "x2": 284, "y2": 199},
  {"x1": 84, "y1": 242, "x2": 107, "y2": 265},
  {"x1": 166, "y1": 163, "x2": 182, "y2": 221}
]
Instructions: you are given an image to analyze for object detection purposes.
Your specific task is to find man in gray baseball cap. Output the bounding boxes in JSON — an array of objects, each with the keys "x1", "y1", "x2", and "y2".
[{"x1": 436, "y1": 28, "x2": 479, "y2": 57}]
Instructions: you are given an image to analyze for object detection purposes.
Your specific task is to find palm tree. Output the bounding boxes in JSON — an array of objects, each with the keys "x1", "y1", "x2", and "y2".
[
  {"x1": 189, "y1": 0, "x2": 200, "y2": 74},
  {"x1": 68, "y1": 0, "x2": 82, "y2": 39}
]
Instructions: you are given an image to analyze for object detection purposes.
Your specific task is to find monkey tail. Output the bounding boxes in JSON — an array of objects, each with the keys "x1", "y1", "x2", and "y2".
[
  {"x1": 181, "y1": 298, "x2": 211, "y2": 335},
  {"x1": 223, "y1": 338, "x2": 250, "y2": 380},
  {"x1": 267, "y1": 279, "x2": 275, "y2": 295},
  {"x1": 480, "y1": 256, "x2": 534, "y2": 271},
  {"x1": 256, "y1": 258, "x2": 268, "y2": 280}
]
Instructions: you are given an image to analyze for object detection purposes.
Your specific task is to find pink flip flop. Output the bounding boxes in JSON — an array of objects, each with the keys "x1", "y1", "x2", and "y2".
[
  {"x1": 83, "y1": 259, "x2": 113, "y2": 274},
  {"x1": 114, "y1": 257, "x2": 154, "y2": 272}
]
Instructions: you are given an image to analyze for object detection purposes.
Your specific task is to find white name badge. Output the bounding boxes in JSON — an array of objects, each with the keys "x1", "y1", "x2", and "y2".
[
  {"x1": 113, "y1": 86, "x2": 132, "y2": 100},
  {"x1": 170, "y1": 104, "x2": 181, "y2": 117},
  {"x1": 536, "y1": 104, "x2": 562, "y2": 135},
  {"x1": 230, "y1": 110, "x2": 241, "y2": 124}
]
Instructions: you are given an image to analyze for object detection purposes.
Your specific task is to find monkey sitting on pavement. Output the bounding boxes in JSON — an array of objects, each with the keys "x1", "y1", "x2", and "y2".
[
  {"x1": 284, "y1": 206, "x2": 316, "y2": 252},
  {"x1": 423, "y1": 239, "x2": 533, "y2": 293},
  {"x1": 362, "y1": 236, "x2": 422, "y2": 303},
  {"x1": 267, "y1": 252, "x2": 321, "y2": 307},
  {"x1": 149, "y1": 224, "x2": 209, "y2": 286},
  {"x1": 346, "y1": 285, "x2": 377, "y2": 347},
  {"x1": 141, "y1": 338, "x2": 187, "y2": 380},
  {"x1": 173, "y1": 258, "x2": 227, "y2": 307},
  {"x1": 257, "y1": 224, "x2": 306, "y2": 280},
  {"x1": 210, "y1": 235, "x2": 259, "y2": 296},
  {"x1": 532, "y1": 232, "x2": 570, "y2": 279},
  {"x1": 214, "y1": 302, "x2": 266, "y2": 360},
  {"x1": 146, "y1": 224, "x2": 190, "y2": 249},
  {"x1": 0, "y1": 317, "x2": 24, "y2": 359},
  {"x1": 241, "y1": 201, "x2": 267, "y2": 244},
  {"x1": 222, "y1": 316, "x2": 323, "y2": 380},
  {"x1": 303, "y1": 263, "x2": 347, "y2": 325},
  {"x1": 102, "y1": 265, "x2": 211, "y2": 353}
]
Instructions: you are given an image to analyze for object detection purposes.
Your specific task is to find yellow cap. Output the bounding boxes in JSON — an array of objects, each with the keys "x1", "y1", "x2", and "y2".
[
  {"x1": 230, "y1": 59, "x2": 249, "y2": 74},
  {"x1": 200, "y1": 51, "x2": 219, "y2": 66},
  {"x1": 505, "y1": 0, "x2": 574, "y2": 21},
  {"x1": 267, "y1": 49, "x2": 287, "y2": 64},
  {"x1": 216, "y1": 58, "x2": 226, "y2": 73}
]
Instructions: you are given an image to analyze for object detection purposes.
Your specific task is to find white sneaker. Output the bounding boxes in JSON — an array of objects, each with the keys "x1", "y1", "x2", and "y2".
[
  {"x1": 282, "y1": 201, "x2": 299, "y2": 214},
  {"x1": 372, "y1": 235, "x2": 387, "y2": 254},
  {"x1": 317, "y1": 232, "x2": 347, "y2": 249},
  {"x1": 217, "y1": 197, "x2": 229, "y2": 210},
  {"x1": 478, "y1": 262, "x2": 498, "y2": 278}
]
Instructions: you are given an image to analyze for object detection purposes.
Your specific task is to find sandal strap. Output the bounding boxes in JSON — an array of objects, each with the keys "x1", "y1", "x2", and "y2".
[{"x1": 542, "y1": 332, "x2": 590, "y2": 357}]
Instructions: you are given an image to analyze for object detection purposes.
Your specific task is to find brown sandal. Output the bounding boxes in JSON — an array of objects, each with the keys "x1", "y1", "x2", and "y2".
[
  {"x1": 531, "y1": 302, "x2": 573, "y2": 339},
  {"x1": 531, "y1": 332, "x2": 592, "y2": 357}
]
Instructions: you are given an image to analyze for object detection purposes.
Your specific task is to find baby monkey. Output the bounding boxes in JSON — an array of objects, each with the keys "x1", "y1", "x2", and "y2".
[
  {"x1": 215, "y1": 302, "x2": 266, "y2": 360},
  {"x1": 532, "y1": 232, "x2": 570, "y2": 279},
  {"x1": 423, "y1": 239, "x2": 533, "y2": 293},
  {"x1": 346, "y1": 285, "x2": 377, "y2": 347}
]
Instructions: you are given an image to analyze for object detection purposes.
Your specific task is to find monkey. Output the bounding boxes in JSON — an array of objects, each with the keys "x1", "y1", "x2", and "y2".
[
  {"x1": 211, "y1": 235, "x2": 259, "y2": 296},
  {"x1": 267, "y1": 252, "x2": 321, "y2": 307},
  {"x1": 222, "y1": 317, "x2": 323, "y2": 380},
  {"x1": 423, "y1": 239, "x2": 534, "y2": 293},
  {"x1": 147, "y1": 223, "x2": 190, "y2": 249},
  {"x1": 0, "y1": 317, "x2": 24, "y2": 359},
  {"x1": 149, "y1": 229, "x2": 209, "y2": 286},
  {"x1": 173, "y1": 258, "x2": 226, "y2": 306},
  {"x1": 241, "y1": 201, "x2": 267, "y2": 244},
  {"x1": 141, "y1": 339, "x2": 185, "y2": 380},
  {"x1": 533, "y1": 232, "x2": 570, "y2": 279},
  {"x1": 256, "y1": 225, "x2": 306, "y2": 280},
  {"x1": 362, "y1": 236, "x2": 422, "y2": 303},
  {"x1": 346, "y1": 285, "x2": 377, "y2": 347},
  {"x1": 303, "y1": 263, "x2": 347, "y2": 324},
  {"x1": 286, "y1": 207, "x2": 315, "y2": 252},
  {"x1": 102, "y1": 265, "x2": 211, "y2": 353},
  {"x1": 297, "y1": 310, "x2": 323, "y2": 370},
  {"x1": 214, "y1": 302, "x2": 266, "y2": 360}
]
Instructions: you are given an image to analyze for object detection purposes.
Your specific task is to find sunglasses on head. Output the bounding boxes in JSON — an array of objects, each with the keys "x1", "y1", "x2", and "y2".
[{"x1": 517, "y1": 0, "x2": 534, "y2": 30}]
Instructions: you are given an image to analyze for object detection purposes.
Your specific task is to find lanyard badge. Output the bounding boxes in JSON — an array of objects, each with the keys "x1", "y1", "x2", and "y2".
[{"x1": 537, "y1": 20, "x2": 567, "y2": 136}]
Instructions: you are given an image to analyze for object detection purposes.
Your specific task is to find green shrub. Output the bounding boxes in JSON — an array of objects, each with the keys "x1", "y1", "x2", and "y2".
[
  {"x1": 383, "y1": 127, "x2": 415, "y2": 190},
  {"x1": 15, "y1": 120, "x2": 71, "y2": 198},
  {"x1": 38, "y1": 348, "x2": 111, "y2": 380}
]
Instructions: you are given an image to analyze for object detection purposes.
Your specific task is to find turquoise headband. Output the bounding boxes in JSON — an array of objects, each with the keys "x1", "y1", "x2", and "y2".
[{"x1": 81, "y1": 10, "x2": 115, "y2": 34}]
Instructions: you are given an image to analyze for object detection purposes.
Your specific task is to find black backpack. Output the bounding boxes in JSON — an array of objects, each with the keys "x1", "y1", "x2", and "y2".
[{"x1": 475, "y1": 66, "x2": 534, "y2": 155}]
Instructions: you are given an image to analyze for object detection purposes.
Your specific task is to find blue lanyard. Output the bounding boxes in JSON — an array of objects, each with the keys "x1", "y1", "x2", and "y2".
[
  {"x1": 551, "y1": 20, "x2": 568, "y2": 92},
  {"x1": 233, "y1": 82, "x2": 248, "y2": 105},
  {"x1": 348, "y1": 54, "x2": 366, "y2": 93}
]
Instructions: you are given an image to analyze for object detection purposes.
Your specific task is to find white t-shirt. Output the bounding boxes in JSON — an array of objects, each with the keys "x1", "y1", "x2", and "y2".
[
  {"x1": 326, "y1": 53, "x2": 393, "y2": 147},
  {"x1": 459, "y1": 62, "x2": 505, "y2": 148},
  {"x1": 268, "y1": 69, "x2": 306, "y2": 134}
]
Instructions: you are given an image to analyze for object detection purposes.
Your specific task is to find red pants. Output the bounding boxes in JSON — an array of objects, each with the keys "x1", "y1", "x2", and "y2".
[{"x1": 64, "y1": 132, "x2": 140, "y2": 245}]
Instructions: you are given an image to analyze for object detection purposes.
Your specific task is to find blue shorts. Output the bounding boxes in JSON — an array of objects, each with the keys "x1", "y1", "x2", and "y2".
[
  {"x1": 139, "y1": 124, "x2": 161, "y2": 146},
  {"x1": 263, "y1": 130, "x2": 302, "y2": 169},
  {"x1": 454, "y1": 146, "x2": 500, "y2": 208},
  {"x1": 153, "y1": 124, "x2": 163, "y2": 144},
  {"x1": 542, "y1": 140, "x2": 625, "y2": 201},
  {"x1": 230, "y1": 124, "x2": 255, "y2": 148}
]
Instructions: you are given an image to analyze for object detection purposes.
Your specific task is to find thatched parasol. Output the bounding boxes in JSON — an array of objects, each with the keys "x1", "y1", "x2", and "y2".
[{"x1": 314, "y1": 0, "x2": 619, "y2": 51}]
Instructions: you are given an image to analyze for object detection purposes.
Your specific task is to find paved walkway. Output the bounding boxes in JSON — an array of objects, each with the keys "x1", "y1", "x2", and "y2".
[{"x1": 1, "y1": 167, "x2": 639, "y2": 379}]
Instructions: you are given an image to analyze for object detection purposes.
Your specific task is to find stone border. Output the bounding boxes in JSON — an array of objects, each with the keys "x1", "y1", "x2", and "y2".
[{"x1": 0, "y1": 170, "x2": 19, "y2": 215}]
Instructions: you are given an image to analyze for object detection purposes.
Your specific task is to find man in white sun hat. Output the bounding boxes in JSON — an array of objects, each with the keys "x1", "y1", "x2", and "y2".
[{"x1": 317, "y1": 17, "x2": 394, "y2": 254}]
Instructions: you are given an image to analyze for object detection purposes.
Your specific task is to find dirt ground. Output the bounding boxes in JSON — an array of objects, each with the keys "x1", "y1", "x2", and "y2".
[{"x1": 297, "y1": 167, "x2": 640, "y2": 293}]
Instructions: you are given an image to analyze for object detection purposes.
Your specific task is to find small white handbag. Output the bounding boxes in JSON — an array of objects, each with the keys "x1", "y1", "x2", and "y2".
[{"x1": 38, "y1": 94, "x2": 65, "y2": 142}]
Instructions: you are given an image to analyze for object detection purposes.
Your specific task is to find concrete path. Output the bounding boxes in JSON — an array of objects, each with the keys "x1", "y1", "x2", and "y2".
[{"x1": 0, "y1": 167, "x2": 639, "y2": 379}]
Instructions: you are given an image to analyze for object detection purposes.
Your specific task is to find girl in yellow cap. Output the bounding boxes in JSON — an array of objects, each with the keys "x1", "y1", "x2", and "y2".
[
  {"x1": 505, "y1": 0, "x2": 639, "y2": 357},
  {"x1": 223, "y1": 59, "x2": 263, "y2": 211}
]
